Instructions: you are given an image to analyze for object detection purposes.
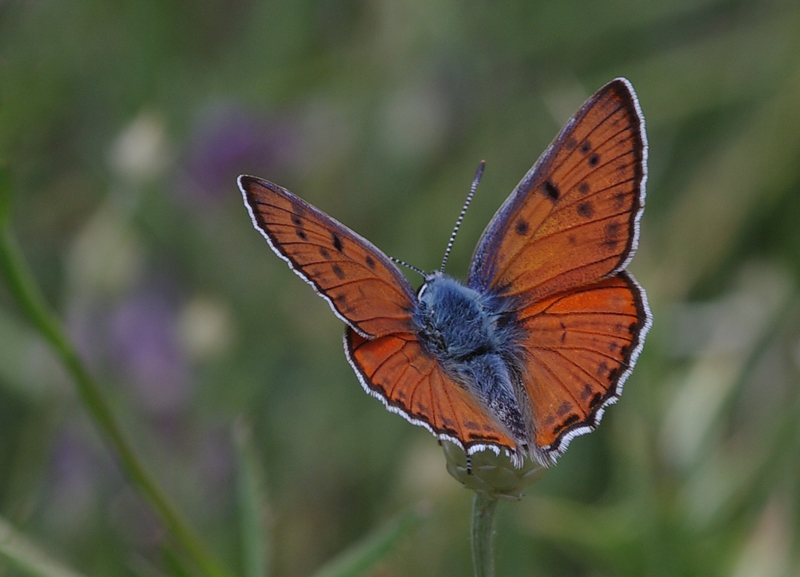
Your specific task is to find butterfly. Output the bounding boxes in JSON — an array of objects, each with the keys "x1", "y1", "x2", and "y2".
[{"x1": 238, "y1": 78, "x2": 651, "y2": 468}]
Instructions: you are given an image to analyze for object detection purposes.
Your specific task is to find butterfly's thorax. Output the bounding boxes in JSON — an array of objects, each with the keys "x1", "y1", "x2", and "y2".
[
  {"x1": 415, "y1": 273, "x2": 498, "y2": 360},
  {"x1": 415, "y1": 272, "x2": 529, "y2": 444}
]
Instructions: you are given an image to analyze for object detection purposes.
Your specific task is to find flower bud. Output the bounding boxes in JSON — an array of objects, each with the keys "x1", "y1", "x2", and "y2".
[{"x1": 442, "y1": 441, "x2": 546, "y2": 501}]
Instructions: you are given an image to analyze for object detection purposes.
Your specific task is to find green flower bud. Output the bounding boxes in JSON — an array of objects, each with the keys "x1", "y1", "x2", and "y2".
[{"x1": 442, "y1": 441, "x2": 546, "y2": 501}]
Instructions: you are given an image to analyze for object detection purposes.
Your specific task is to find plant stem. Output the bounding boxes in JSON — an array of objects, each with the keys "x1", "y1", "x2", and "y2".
[
  {"x1": 0, "y1": 224, "x2": 233, "y2": 577},
  {"x1": 471, "y1": 493, "x2": 499, "y2": 577}
]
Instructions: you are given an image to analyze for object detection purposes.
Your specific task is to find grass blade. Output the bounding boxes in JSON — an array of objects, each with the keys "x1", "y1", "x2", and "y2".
[
  {"x1": 0, "y1": 516, "x2": 88, "y2": 577},
  {"x1": 234, "y1": 418, "x2": 271, "y2": 577},
  {"x1": 311, "y1": 506, "x2": 425, "y2": 577}
]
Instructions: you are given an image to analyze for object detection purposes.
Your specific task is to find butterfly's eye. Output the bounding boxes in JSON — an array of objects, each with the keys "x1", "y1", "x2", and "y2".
[{"x1": 494, "y1": 314, "x2": 511, "y2": 329}]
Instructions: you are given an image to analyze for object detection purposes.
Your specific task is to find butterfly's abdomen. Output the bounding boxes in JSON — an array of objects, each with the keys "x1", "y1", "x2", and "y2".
[{"x1": 415, "y1": 273, "x2": 528, "y2": 442}]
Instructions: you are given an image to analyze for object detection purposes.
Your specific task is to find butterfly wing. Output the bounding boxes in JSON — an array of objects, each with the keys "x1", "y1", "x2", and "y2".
[
  {"x1": 344, "y1": 328, "x2": 517, "y2": 455},
  {"x1": 242, "y1": 176, "x2": 508, "y2": 454},
  {"x1": 468, "y1": 78, "x2": 647, "y2": 303},
  {"x1": 239, "y1": 175, "x2": 417, "y2": 338},
  {"x1": 466, "y1": 78, "x2": 650, "y2": 463},
  {"x1": 516, "y1": 272, "x2": 650, "y2": 462}
]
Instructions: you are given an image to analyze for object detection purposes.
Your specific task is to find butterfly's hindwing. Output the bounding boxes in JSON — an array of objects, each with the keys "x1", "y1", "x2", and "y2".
[
  {"x1": 515, "y1": 271, "x2": 651, "y2": 457},
  {"x1": 345, "y1": 328, "x2": 518, "y2": 455}
]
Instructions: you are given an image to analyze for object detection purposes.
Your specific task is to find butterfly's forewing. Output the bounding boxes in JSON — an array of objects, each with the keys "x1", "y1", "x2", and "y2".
[
  {"x1": 239, "y1": 176, "x2": 417, "y2": 338},
  {"x1": 515, "y1": 272, "x2": 650, "y2": 460},
  {"x1": 345, "y1": 329, "x2": 517, "y2": 453},
  {"x1": 468, "y1": 78, "x2": 646, "y2": 303}
]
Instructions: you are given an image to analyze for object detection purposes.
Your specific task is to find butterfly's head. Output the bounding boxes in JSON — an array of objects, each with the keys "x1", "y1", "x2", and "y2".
[{"x1": 419, "y1": 269, "x2": 444, "y2": 295}]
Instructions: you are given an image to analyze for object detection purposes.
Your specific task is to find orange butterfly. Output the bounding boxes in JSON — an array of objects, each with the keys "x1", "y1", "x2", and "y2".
[{"x1": 239, "y1": 78, "x2": 651, "y2": 467}]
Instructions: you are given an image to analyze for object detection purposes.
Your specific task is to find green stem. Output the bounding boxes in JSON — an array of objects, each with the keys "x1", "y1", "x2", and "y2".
[
  {"x1": 0, "y1": 225, "x2": 233, "y2": 577},
  {"x1": 471, "y1": 493, "x2": 499, "y2": 577}
]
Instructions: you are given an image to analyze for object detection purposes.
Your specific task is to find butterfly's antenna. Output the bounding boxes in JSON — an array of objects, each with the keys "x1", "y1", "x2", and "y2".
[
  {"x1": 390, "y1": 256, "x2": 426, "y2": 279},
  {"x1": 440, "y1": 160, "x2": 485, "y2": 273}
]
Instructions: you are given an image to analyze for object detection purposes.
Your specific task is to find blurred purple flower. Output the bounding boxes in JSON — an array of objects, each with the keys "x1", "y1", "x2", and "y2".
[
  {"x1": 177, "y1": 103, "x2": 300, "y2": 205},
  {"x1": 109, "y1": 285, "x2": 191, "y2": 414}
]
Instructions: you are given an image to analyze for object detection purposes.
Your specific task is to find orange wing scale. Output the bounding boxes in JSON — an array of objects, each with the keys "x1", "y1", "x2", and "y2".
[
  {"x1": 345, "y1": 329, "x2": 516, "y2": 451},
  {"x1": 241, "y1": 176, "x2": 417, "y2": 338},
  {"x1": 515, "y1": 272, "x2": 647, "y2": 451}
]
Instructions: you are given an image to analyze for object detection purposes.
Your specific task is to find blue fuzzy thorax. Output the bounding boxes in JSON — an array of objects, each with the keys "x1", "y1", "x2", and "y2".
[{"x1": 414, "y1": 272, "x2": 528, "y2": 443}]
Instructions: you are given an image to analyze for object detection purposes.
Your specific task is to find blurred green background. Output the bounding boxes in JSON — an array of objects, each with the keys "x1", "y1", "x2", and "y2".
[{"x1": 2, "y1": 0, "x2": 800, "y2": 575}]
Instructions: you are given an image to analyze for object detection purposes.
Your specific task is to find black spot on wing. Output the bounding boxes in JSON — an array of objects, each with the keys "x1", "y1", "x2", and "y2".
[
  {"x1": 604, "y1": 221, "x2": 621, "y2": 250},
  {"x1": 580, "y1": 141, "x2": 592, "y2": 154},
  {"x1": 332, "y1": 264, "x2": 345, "y2": 279},
  {"x1": 542, "y1": 179, "x2": 560, "y2": 201},
  {"x1": 365, "y1": 255, "x2": 376, "y2": 269},
  {"x1": 332, "y1": 232, "x2": 344, "y2": 252},
  {"x1": 553, "y1": 414, "x2": 580, "y2": 435},
  {"x1": 588, "y1": 153, "x2": 600, "y2": 167},
  {"x1": 577, "y1": 201, "x2": 594, "y2": 218},
  {"x1": 320, "y1": 247, "x2": 331, "y2": 259},
  {"x1": 291, "y1": 214, "x2": 302, "y2": 226},
  {"x1": 335, "y1": 293, "x2": 355, "y2": 314},
  {"x1": 296, "y1": 228, "x2": 307, "y2": 240},
  {"x1": 578, "y1": 182, "x2": 590, "y2": 195},
  {"x1": 515, "y1": 220, "x2": 529, "y2": 235}
]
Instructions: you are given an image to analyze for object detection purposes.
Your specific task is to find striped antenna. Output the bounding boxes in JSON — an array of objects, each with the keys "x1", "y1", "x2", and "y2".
[
  {"x1": 390, "y1": 256, "x2": 426, "y2": 278},
  {"x1": 440, "y1": 160, "x2": 485, "y2": 273}
]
